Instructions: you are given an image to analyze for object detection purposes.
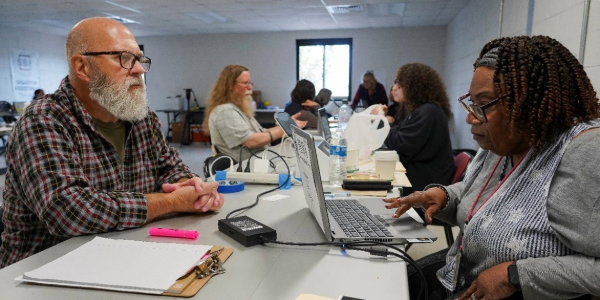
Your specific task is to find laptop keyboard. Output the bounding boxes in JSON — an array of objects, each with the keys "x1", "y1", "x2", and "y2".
[{"x1": 325, "y1": 199, "x2": 393, "y2": 238}]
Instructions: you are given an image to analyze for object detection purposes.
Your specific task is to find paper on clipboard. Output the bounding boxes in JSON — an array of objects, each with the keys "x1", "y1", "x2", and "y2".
[{"x1": 15, "y1": 237, "x2": 225, "y2": 296}]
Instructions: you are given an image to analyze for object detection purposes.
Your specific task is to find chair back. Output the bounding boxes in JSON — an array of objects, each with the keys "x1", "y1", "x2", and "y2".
[{"x1": 452, "y1": 151, "x2": 473, "y2": 184}]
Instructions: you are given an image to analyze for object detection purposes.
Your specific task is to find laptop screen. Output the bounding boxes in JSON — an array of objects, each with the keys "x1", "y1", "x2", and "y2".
[
  {"x1": 290, "y1": 124, "x2": 332, "y2": 240},
  {"x1": 317, "y1": 108, "x2": 331, "y2": 141}
]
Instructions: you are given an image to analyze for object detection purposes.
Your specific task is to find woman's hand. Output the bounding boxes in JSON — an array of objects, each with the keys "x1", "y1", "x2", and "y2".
[
  {"x1": 457, "y1": 261, "x2": 517, "y2": 300},
  {"x1": 382, "y1": 188, "x2": 447, "y2": 223},
  {"x1": 302, "y1": 99, "x2": 319, "y2": 107},
  {"x1": 291, "y1": 112, "x2": 308, "y2": 129},
  {"x1": 370, "y1": 104, "x2": 388, "y2": 115}
]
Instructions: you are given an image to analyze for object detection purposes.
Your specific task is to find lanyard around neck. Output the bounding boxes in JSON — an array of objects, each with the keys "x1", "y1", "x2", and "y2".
[{"x1": 459, "y1": 151, "x2": 529, "y2": 251}]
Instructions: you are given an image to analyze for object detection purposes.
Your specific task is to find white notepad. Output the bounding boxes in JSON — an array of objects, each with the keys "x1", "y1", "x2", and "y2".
[{"x1": 16, "y1": 237, "x2": 211, "y2": 294}]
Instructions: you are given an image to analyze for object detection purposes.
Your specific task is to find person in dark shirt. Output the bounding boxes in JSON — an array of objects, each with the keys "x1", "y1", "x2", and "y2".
[
  {"x1": 384, "y1": 63, "x2": 455, "y2": 193},
  {"x1": 284, "y1": 79, "x2": 320, "y2": 128},
  {"x1": 351, "y1": 71, "x2": 388, "y2": 110}
]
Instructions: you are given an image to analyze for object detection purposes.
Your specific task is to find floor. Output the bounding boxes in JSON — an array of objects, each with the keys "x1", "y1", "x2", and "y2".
[{"x1": 0, "y1": 142, "x2": 452, "y2": 260}]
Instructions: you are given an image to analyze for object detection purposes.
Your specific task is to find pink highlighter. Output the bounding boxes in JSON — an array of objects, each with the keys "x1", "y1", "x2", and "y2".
[{"x1": 149, "y1": 227, "x2": 199, "y2": 239}]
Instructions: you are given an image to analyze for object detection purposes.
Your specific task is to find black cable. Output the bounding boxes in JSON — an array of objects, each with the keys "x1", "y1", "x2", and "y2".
[
  {"x1": 260, "y1": 237, "x2": 428, "y2": 300},
  {"x1": 225, "y1": 149, "x2": 291, "y2": 219},
  {"x1": 238, "y1": 145, "x2": 276, "y2": 172}
]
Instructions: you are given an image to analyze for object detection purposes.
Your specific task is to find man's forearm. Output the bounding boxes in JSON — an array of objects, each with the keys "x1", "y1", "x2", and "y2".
[{"x1": 145, "y1": 193, "x2": 175, "y2": 223}]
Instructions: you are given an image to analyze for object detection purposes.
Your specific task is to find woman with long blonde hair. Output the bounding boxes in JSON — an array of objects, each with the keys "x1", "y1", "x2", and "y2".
[{"x1": 204, "y1": 65, "x2": 306, "y2": 162}]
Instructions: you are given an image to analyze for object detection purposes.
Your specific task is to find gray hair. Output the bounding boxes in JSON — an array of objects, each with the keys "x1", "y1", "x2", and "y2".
[{"x1": 475, "y1": 47, "x2": 499, "y2": 69}]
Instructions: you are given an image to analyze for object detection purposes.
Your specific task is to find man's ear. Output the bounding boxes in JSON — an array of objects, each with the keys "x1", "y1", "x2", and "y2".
[{"x1": 71, "y1": 55, "x2": 91, "y2": 82}]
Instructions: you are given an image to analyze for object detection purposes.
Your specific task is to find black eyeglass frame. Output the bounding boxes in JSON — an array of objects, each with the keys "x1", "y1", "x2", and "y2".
[
  {"x1": 81, "y1": 51, "x2": 151, "y2": 72},
  {"x1": 457, "y1": 92, "x2": 504, "y2": 123}
]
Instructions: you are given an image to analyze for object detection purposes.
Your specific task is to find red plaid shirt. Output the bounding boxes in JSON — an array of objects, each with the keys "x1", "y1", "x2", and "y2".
[{"x1": 0, "y1": 77, "x2": 195, "y2": 268}]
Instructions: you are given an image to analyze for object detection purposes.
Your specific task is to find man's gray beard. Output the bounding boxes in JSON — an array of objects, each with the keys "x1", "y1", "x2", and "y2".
[{"x1": 88, "y1": 68, "x2": 148, "y2": 121}]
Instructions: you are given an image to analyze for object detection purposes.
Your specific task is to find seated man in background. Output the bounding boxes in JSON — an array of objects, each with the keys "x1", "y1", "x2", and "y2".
[
  {"x1": 0, "y1": 17, "x2": 223, "y2": 269},
  {"x1": 204, "y1": 65, "x2": 306, "y2": 162}
]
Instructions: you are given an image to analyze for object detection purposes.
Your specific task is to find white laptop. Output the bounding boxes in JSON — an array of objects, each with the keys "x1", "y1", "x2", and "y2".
[{"x1": 290, "y1": 124, "x2": 437, "y2": 243}]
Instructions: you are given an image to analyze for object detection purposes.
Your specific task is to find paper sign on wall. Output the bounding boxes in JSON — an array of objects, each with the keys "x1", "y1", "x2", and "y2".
[{"x1": 10, "y1": 49, "x2": 40, "y2": 102}]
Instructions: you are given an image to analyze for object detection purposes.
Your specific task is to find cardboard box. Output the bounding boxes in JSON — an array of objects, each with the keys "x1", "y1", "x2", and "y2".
[
  {"x1": 191, "y1": 124, "x2": 210, "y2": 143},
  {"x1": 170, "y1": 122, "x2": 189, "y2": 143}
]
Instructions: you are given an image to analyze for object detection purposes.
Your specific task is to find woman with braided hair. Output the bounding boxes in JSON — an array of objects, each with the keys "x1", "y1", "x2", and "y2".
[{"x1": 385, "y1": 35, "x2": 600, "y2": 300}]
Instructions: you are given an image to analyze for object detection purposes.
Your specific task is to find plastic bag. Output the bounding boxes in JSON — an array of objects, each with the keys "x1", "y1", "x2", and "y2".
[{"x1": 344, "y1": 104, "x2": 390, "y2": 160}]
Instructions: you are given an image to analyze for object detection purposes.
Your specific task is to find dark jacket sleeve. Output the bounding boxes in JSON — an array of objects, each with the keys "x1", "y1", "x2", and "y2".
[
  {"x1": 284, "y1": 102, "x2": 302, "y2": 116},
  {"x1": 351, "y1": 86, "x2": 363, "y2": 108},
  {"x1": 377, "y1": 83, "x2": 389, "y2": 105},
  {"x1": 385, "y1": 103, "x2": 455, "y2": 190}
]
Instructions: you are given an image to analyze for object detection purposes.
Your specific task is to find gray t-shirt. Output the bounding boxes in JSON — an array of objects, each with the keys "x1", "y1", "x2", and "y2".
[{"x1": 208, "y1": 103, "x2": 266, "y2": 162}]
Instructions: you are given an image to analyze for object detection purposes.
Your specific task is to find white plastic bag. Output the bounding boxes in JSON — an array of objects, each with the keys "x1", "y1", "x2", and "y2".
[{"x1": 344, "y1": 104, "x2": 390, "y2": 160}]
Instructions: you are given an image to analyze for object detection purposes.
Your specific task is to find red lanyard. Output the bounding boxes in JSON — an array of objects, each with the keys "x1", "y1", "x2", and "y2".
[{"x1": 460, "y1": 151, "x2": 529, "y2": 250}]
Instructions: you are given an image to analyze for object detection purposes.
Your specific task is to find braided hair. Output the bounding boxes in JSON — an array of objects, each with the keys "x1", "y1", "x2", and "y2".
[{"x1": 475, "y1": 35, "x2": 600, "y2": 154}]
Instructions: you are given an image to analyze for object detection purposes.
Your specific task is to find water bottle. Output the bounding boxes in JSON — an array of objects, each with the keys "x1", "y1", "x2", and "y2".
[
  {"x1": 338, "y1": 100, "x2": 352, "y2": 131},
  {"x1": 329, "y1": 129, "x2": 347, "y2": 186}
]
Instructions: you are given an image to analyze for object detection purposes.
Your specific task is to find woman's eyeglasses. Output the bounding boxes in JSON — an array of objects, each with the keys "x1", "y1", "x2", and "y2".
[{"x1": 457, "y1": 93, "x2": 503, "y2": 123}]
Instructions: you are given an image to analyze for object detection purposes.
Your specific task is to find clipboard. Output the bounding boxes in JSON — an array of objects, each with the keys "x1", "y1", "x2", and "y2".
[{"x1": 162, "y1": 246, "x2": 233, "y2": 297}]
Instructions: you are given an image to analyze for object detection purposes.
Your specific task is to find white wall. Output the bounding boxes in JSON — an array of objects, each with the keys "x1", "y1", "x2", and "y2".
[
  {"x1": 443, "y1": 0, "x2": 503, "y2": 151},
  {"x1": 444, "y1": 0, "x2": 600, "y2": 150},
  {"x1": 584, "y1": 0, "x2": 600, "y2": 87},
  {"x1": 0, "y1": 29, "x2": 67, "y2": 103},
  {"x1": 137, "y1": 27, "x2": 447, "y2": 131}
]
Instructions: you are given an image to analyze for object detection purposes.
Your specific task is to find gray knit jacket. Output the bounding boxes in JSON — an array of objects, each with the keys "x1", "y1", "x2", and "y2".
[{"x1": 436, "y1": 128, "x2": 600, "y2": 299}]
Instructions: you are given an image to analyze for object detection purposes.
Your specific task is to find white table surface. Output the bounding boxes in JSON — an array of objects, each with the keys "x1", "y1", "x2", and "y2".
[{"x1": 0, "y1": 184, "x2": 411, "y2": 300}]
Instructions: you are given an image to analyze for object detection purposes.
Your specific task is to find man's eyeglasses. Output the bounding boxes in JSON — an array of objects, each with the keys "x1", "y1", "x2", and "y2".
[
  {"x1": 236, "y1": 81, "x2": 253, "y2": 87},
  {"x1": 457, "y1": 93, "x2": 502, "y2": 123},
  {"x1": 82, "y1": 51, "x2": 151, "y2": 72}
]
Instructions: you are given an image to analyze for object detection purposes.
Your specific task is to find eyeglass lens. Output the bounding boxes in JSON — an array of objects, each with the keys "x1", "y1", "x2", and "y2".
[
  {"x1": 120, "y1": 52, "x2": 151, "y2": 72},
  {"x1": 459, "y1": 95, "x2": 485, "y2": 122}
]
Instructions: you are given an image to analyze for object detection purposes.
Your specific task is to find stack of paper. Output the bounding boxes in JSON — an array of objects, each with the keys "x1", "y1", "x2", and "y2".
[{"x1": 17, "y1": 237, "x2": 211, "y2": 294}]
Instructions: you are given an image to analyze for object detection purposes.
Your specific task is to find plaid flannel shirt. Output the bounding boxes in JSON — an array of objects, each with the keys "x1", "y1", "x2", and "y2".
[{"x1": 0, "y1": 77, "x2": 195, "y2": 268}]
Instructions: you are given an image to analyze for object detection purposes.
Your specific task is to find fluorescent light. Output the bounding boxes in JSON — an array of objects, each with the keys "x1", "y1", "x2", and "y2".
[
  {"x1": 105, "y1": 1, "x2": 144, "y2": 14},
  {"x1": 104, "y1": 13, "x2": 140, "y2": 24}
]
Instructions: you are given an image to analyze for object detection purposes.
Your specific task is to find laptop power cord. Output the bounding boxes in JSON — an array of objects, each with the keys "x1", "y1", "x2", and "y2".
[{"x1": 218, "y1": 216, "x2": 277, "y2": 247}]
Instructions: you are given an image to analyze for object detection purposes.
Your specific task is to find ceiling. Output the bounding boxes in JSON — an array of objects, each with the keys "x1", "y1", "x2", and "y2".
[{"x1": 0, "y1": 0, "x2": 469, "y2": 37}]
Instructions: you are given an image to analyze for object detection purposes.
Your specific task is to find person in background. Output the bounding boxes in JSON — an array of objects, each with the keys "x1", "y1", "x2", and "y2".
[
  {"x1": 385, "y1": 36, "x2": 600, "y2": 300},
  {"x1": 0, "y1": 17, "x2": 223, "y2": 269},
  {"x1": 351, "y1": 71, "x2": 388, "y2": 110},
  {"x1": 314, "y1": 88, "x2": 332, "y2": 109},
  {"x1": 318, "y1": 88, "x2": 338, "y2": 118},
  {"x1": 33, "y1": 89, "x2": 45, "y2": 100},
  {"x1": 374, "y1": 84, "x2": 406, "y2": 126},
  {"x1": 204, "y1": 65, "x2": 306, "y2": 162},
  {"x1": 284, "y1": 79, "x2": 320, "y2": 128},
  {"x1": 384, "y1": 63, "x2": 455, "y2": 193}
]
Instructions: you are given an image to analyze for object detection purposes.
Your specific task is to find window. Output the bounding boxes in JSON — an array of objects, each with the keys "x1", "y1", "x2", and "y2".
[
  {"x1": 139, "y1": 44, "x2": 146, "y2": 82},
  {"x1": 296, "y1": 38, "x2": 352, "y2": 100}
]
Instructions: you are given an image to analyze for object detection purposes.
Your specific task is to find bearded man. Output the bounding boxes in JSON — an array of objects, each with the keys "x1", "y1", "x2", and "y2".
[{"x1": 0, "y1": 17, "x2": 224, "y2": 268}]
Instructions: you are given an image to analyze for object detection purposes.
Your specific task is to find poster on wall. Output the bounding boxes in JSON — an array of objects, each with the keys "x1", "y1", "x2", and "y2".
[{"x1": 10, "y1": 49, "x2": 40, "y2": 103}]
